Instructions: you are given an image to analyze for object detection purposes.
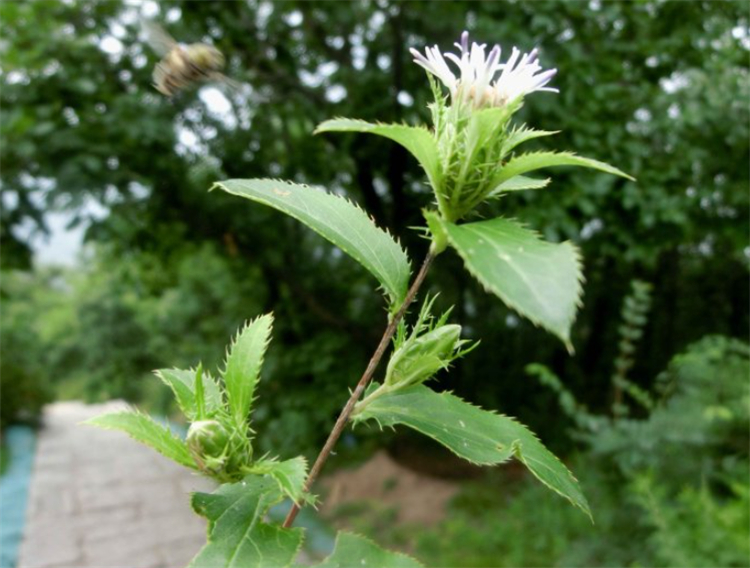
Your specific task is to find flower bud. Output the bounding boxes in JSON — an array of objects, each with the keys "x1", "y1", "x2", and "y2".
[
  {"x1": 187, "y1": 419, "x2": 230, "y2": 473},
  {"x1": 385, "y1": 324, "x2": 463, "y2": 388}
]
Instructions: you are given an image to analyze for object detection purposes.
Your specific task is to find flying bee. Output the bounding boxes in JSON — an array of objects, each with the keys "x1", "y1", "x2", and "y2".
[{"x1": 141, "y1": 20, "x2": 237, "y2": 97}]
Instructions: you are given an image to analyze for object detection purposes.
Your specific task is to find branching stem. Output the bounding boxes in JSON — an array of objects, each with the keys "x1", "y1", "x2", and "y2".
[{"x1": 282, "y1": 251, "x2": 436, "y2": 528}]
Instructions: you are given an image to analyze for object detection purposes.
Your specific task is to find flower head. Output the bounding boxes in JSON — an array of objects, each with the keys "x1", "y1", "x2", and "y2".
[{"x1": 410, "y1": 31, "x2": 558, "y2": 108}]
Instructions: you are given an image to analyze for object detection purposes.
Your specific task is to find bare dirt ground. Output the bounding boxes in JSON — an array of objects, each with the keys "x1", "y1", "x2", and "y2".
[{"x1": 319, "y1": 450, "x2": 461, "y2": 525}]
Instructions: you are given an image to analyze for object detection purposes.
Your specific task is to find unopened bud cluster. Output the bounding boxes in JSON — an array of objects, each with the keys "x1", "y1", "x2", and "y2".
[
  {"x1": 186, "y1": 418, "x2": 253, "y2": 481},
  {"x1": 385, "y1": 324, "x2": 463, "y2": 388}
]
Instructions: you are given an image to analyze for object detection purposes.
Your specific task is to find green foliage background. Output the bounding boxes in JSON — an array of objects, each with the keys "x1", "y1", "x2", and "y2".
[
  {"x1": 1, "y1": 1, "x2": 748, "y2": 565},
  {"x1": 3, "y1": 0, "x2": 747, "y2": 447}
]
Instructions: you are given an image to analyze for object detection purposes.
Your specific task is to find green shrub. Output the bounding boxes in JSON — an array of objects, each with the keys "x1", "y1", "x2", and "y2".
[
  {"x1": 631, "y1": 472, "x2": 750, "y2": 568},
  {"x1": 0, "y1": 272, "x2": 53, "y2": 428}
]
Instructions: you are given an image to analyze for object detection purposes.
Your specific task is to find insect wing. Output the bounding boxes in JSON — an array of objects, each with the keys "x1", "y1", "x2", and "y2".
[
  {"x1": 212, "y1": 72, "x2": 242, "y2": 94},
  {"x1": 141, "y1": 20, "x2": 178, "y2": 57}
]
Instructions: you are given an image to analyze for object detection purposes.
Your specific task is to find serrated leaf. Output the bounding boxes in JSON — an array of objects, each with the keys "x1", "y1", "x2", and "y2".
[
  {"x1": 354, "y1": 385, "x2": 590, "y2": 519},
  {"x1": 189, "y1": 476, "x2": 303, "y2": 568},
  {"x1": 315, "y1": 118, "x2": 442, "y2": 196},
  {"x1": 213, "y1": 179, "x2": 411, "y2": 308},
  {"x1": 437, "y1": 216, "x2": 583, "y2": 349},
  {"x1": 156, "y1": 367, "x2": 223, "y2": 420},
  {"x1": 488, "y1": 175, "x2": 551, "y2": 196},
  {"x1": 84, "y1": 410, "x2": 196, "y2": 469},
  {"x1": 312, "y1": 532, "x2": 423, "y2": 568},
  {"x1": 223, "y1": 314, "x2": 273, "y2": 429},
  {"x1": 491, "y1": 151, "x2": 634, "y2": 188},
  {"x1": 501, "y1": 126, "x2": 559, "y2": 156},
  {"x1": 249, "y1": 456, "x2": 308, "y2": 505}
]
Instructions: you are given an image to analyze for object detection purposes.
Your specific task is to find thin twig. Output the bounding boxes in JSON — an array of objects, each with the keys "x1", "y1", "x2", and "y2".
[{"x1": 282, "y1": 251, "x2": 436, "y2": 528}]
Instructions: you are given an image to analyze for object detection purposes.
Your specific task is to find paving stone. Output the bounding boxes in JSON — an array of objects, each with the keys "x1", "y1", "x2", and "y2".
[
  {"x1": 82, "y1": 539, "x2": 166, "y2": 568},
  {"x1": 159, "y1": 534, "x2": 207, "y2": 567},
  {"x1": 18, "y1": 401, "x2": 209, "y2": 568},
  {"x1": 17, "y1": 523, "x2": 82, "y2": 568}
]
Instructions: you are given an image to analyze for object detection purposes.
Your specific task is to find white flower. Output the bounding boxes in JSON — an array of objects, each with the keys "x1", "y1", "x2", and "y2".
[{"x1": 410, "y1": 31, "x2": 558, "y2": 108}]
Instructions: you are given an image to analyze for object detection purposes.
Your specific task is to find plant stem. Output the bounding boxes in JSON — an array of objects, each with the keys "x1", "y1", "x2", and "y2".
[{"x1": 282, "y1": 251, "x2": 436, "y2": 528}]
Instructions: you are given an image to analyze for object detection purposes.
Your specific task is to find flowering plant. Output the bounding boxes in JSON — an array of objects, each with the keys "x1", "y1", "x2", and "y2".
[{"x1": 88, "y1": 31, "x2": 632, "y2": 567}]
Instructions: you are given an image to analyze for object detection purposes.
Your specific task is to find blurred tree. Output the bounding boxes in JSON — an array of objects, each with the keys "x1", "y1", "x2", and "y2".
[{"x1": 1, "y1": 0, "x2": 747, "y2": 447}]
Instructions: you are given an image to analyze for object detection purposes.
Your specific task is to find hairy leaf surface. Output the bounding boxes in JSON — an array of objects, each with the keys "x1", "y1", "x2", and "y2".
[
  {"x1": 223, "y1": 314, "x2": 273, "y2": 429},
  {"x1": 491, "y1": 151, "x2": 634, "y2": 188},
  {"x1": 84, "y1": 410, "x2": 196, "y2": 469},
  {"x1": 214, "y1": 179, "x2": 411, "y2": 308},
  {"x1": 438, "y1": 217, "x2": 583, "y2": 349},
  {"x1": 189, "y1": 477, "x2": 303, "y2": 568},
  {"x1": 354, "y1": 385, "x2": 590, "y2": 518},
  {"x1": 312, "y1": 532, "x2": 423, "y2": 568},
  {"x1": 315, "y1": 119, "x2": 442, "y2": 195},
  {"x1": 155, "y1": 368, "x2": 223, "y2": 420}
]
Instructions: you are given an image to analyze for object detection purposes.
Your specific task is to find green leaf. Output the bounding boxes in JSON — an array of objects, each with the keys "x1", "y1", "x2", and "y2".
[
  {"x1": 354, "y1": 385, "x2": 591, "y2": 519},
  {"x1": 249, "y1": 456, "x2": 309, "y2": 505},
  {"x1": 223, "y1": 314, "x2": 273, "y2": 429},
  {"x1": 312, "y1": 532, "x2": 423, "y2": 568},
  {"x1": 83, "y1": 410, "x2": 196, "y2": 469},
  {"x1": 501, "y1": 126, "x2": 559, "y2": 156},
  {"x1": 491, "y1": 150, "x2": 634, "y2": 188},
  {"x1": 437, "y1": 216, "x2": 583, "y2": 349},
  {"x1": 315, "y1": 119, "x2": 442, "y2": 196},
  {"x1": 189, "y1": 476, "x2": 303, "y2": 568},
  {"x1": 213, "y1": 179, "x2": 411, "y2": 308},
  {"x1": 155, "y1": 367, "x2": 223, "y2": 420},
  {"x1": 488, "y1": 175, "x2": 551, "y2": 196}
]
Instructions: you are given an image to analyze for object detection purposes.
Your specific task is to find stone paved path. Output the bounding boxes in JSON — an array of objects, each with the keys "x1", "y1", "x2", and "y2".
[{"x1": 18, "y1": 401, "x2": 213, "y2": 568}]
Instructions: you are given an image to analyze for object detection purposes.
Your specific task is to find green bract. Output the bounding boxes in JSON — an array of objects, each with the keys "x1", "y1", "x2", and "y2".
[
  {"x1": 381, "y1": 296, "x2": 473, "y2": 390},
  {"x1": 187, "y1": 419, "x2": 232, "y2": 475},
  {"x1": 385, "y1": 324, "x2": 462, "y2": 388}
]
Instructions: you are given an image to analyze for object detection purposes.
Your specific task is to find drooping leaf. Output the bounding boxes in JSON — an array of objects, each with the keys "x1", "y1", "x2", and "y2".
[
  {"x1": 436, "y1": 216, "x2": 583, "y2": 349},
  {"x1": 189, "y1": 476, "x2": 303, "y2": 568},
  {"x1": 84, "y1": 410, "x2": 196, "y2": 469},
  {"x1": 491, "y1": 150, "x2": 634, "y2": 188},
  {"x1": 213, "y1": 179, "x2": 411, "y2": 308},
  {"x1": 488, "y1": 175, "x2": 551, "y2": 196},
  {"x1": 223, "y1": 314, "x2": 273, "y2": 429},
  {"x1": 354, "y1": 384, "x2": 591, "y2": 519},
  {"x1": 315, "y1": 119, "x2": 442, "y2": 195},
  {"x1": 312, "y1": 532, "x2": 423, "y2": 568},
  {"x1": 155, "y1": 367, "x2": 223, "y2": 420},
  {"x1": 249, "y1": 456, "x2": 309, "y2": 505}
]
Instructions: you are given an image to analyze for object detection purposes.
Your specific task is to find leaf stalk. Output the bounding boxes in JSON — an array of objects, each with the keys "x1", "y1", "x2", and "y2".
[{"x1": 282, "y1": 250, "x2": 436, "y2": 528}]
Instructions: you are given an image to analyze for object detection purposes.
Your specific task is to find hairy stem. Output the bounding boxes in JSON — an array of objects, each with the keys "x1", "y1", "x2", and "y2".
[{"x1": 282, "y1": 251, "x2": 436, "y2": 528}]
